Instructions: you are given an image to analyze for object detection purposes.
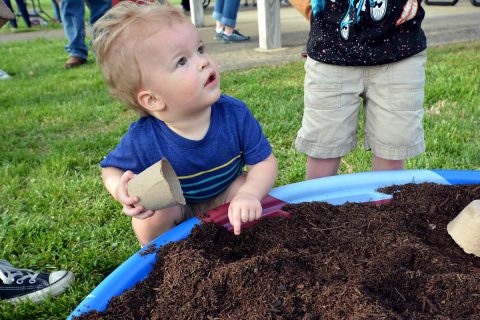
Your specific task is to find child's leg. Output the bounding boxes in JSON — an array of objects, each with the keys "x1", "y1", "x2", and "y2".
[
  {"x1": 306, "y1": 156, "x2": 341, "y2": 180},
  {"x1": 131, "y1": 206, "x2": 183, "y2": 247},
  {"x1": 372, "y1": 156, "x2": 404, "y2": 171},
  {"x1": 364, "y1": 51, "x2": 427, "y2": 168},
  {"x1": 296, "y1": 58, "x2": 364, "y2": 180}
]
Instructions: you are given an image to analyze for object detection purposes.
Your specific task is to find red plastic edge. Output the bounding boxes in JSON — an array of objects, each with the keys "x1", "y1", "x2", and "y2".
[{"x1": 200, "y1": 195, "x2": 291, "y2": 232}]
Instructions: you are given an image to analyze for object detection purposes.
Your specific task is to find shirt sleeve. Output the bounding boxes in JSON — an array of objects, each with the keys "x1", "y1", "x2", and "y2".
[
  {"x1": 240, "y1": 106, "x2": 273, "y2": 166},
  {"x1": 99, "y1": 127, "x2": 144, "y2": 174}
]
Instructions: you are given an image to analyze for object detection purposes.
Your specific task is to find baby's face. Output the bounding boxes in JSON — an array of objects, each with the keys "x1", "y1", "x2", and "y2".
[{"x1": 137, "y1": 20, "x2": 220, "y2": 121}]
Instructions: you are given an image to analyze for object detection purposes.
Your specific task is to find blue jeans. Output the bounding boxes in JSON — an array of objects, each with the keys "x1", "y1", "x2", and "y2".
[
  {"x1": 3, "y1": 0, "x2": 31, "y2": 28},
  {"x1": 51, "y1": 0, "x2": 61, "y2": 21},
  {"x1": 61, "y1": 0, "x2": 111, "y2": 59},
  {"x1": 212, "y1": 0, "x2": 240, "y2": 28}
]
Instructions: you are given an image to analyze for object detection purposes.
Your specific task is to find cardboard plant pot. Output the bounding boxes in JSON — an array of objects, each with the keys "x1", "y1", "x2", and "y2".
[
  {"x1": 447, "y1": 200, "x2": 480, "y2": 257},
  {"x1": 127, "y1": 158, "x2": 186, "y2": 211}
]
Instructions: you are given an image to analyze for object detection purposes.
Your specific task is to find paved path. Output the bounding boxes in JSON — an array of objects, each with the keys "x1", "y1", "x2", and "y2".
[{"x1": 1, "y1": 0, "x2": 479, "y2": 72}]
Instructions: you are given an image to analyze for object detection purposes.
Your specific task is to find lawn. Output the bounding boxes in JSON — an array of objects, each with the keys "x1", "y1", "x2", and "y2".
[{"x1": 0, "y1": 37, "x2": 479, "y2": 319}]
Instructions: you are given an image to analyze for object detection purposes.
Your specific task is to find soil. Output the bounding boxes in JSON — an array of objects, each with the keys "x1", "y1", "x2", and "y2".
[{"x1": 76, "y1": 183, "x2": 480, "y2": 320}]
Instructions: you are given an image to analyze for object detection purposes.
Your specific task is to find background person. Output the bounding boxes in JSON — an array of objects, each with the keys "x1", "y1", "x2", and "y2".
[
  {"x1": 212, "y1": 0, "x2": 250, "y2": 43},
  {"x1": 60, "y1": 0, "x2": 111, "y2": 68}
]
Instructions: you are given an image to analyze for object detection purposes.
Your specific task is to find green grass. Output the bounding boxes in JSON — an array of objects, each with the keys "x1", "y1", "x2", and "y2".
[{"x1": 0, "y1": 38, "x2": 479, "y2": 319}]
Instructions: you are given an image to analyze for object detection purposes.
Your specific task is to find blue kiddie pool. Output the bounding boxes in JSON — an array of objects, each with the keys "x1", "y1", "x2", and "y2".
[{"x1": 68, "y1": 169, "x2": 480, "y2": 319}]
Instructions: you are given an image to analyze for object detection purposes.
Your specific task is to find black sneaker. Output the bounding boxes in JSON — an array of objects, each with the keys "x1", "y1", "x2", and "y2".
[
  {"x1": 0, "y1": 260, "x2": 74, "y2": 303},
  {"x1": 222, "y1": 30, "x2": 250, "y2": 43}
]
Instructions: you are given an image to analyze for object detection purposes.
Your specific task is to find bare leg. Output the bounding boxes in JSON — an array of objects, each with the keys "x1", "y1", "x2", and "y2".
[
  {"x1": 215, "y1": 21, "x2": 224, "y2": 32},
  {"x1": 224, "y1": 25, "x2": 234, "y2": 35},
  {"x1": 372, "y1": 155, "x2": 404, "y2": 171},
  {"x1": 306, "y1": 156, "x2": 341, "y2": 180},
  {"x1": 131, "y1": 206, "x2": 183, "y2": 247}
]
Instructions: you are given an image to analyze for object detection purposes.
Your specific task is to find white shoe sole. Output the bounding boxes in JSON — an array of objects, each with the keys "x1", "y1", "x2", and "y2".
[{"x1": 4, "y1": 271, "x2": 74, "y2": 304}]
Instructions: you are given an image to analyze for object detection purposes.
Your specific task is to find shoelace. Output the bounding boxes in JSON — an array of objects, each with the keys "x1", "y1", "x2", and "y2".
[{"x1": 0, "y1": 264, "x2": 40, "y2": 285}]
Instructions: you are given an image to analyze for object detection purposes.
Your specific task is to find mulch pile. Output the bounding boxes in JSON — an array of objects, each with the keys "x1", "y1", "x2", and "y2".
[{"x1": 77, "y1": 183, "x2": 480, "y2": 319}]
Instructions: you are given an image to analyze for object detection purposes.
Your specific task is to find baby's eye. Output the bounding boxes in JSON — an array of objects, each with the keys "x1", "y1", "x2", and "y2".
[
  {"x1": 177, "y1": 57, "x2": 187, "y2": 67},
  {"x1": 198, "y1": 45, "x2": 205, "y2": 54}
]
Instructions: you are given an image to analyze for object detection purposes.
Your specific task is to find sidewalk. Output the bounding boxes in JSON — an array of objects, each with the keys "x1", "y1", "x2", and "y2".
[{"x1": 1, "y1": 1, "x2": 479, "y2": 72}]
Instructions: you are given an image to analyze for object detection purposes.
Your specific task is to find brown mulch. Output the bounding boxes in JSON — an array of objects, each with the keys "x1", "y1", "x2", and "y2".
[{"x1": 76, "y1": 183, "x2": 480, "y2": 320}]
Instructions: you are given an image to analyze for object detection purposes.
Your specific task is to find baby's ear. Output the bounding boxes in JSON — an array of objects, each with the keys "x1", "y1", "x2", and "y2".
[{"x1": 137, "y1": 89, "x2": 166, "y2": 113}]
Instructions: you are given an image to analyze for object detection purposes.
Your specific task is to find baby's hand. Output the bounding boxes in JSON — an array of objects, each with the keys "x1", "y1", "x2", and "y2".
[
  {"x1": 116, "y1": 170, "x2": 155, "y2": 220},
  {"x1": 228, "y1": 192, "x2": 262, "y2": 236}
]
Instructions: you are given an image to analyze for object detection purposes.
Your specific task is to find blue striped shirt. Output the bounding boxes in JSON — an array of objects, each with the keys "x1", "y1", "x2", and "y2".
[{"x1": 100, "y1": 95, "x2": 272, "y2": 203}]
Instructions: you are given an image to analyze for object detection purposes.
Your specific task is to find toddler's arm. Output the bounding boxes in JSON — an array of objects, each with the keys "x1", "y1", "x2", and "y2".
[
  {"x1": 289, "y1": 0, "x2": 312, "y2": 21},
  {"x1": 228, "y1": 153, "x2": 278, "y2": 235},
  {"x1": 101, "y1": 167, "x2": 156, "y2": 219}
]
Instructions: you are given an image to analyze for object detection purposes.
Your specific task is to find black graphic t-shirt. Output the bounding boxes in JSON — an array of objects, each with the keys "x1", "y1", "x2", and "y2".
[{"x1": 307, "y1": 0, "x2": 427, "y2": 66}]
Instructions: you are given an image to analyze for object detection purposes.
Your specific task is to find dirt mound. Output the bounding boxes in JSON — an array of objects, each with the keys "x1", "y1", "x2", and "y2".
[{"x1": 76, "y1": 183, "x2": 480, "y2": 320}]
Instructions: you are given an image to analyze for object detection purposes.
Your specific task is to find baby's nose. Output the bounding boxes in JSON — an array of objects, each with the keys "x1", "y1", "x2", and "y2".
[{"x1": 198, "y1": 57, "x2": 209, "y2": 71}]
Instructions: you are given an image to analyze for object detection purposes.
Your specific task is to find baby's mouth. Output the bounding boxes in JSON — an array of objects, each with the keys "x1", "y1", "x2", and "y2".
[{"x1": 205, "y1": 72, "x2": 217, "y2": 87}]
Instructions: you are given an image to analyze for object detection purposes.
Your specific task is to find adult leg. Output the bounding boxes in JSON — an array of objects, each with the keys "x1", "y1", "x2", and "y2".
[
  {"x1": 219, "y1": 0, "x2": 240, "y2": 31},
  {"x1": 51, "y1": 0, "x2": 61, "y2": 21},
  {"x1": 14, "y1": 0, "x2": 31, "y2": 27},
  {"x1": 212, "y1": 0, "x2": 225, "y2": 35},
  {"x1": 61, "y1": 0, "x2": 88, "y2": 61},
  {"x1": 86, "y1": 0, "x2": 110, "y2": 26},
  {"x1": 85, "y1": 0, "x2": 111, "y2": 60},
  {"x1": 213, "y1": 0, "x2": 248, "y2": 41}
]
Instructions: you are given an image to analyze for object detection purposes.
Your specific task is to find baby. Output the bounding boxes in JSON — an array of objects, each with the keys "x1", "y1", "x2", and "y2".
[{"x1": 93, "y1": 2, "x2": 278, "y2": 246}]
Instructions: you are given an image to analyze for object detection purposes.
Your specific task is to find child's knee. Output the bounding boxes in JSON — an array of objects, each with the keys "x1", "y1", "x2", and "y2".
[{"x1": 131, "y1": 206, "x2": 182, "y2": 245}]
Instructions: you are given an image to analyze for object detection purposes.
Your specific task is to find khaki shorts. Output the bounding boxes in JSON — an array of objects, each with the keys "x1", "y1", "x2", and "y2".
[
  {"x1": 179, "y1": 187, "x2": 230, "y2": 223},
  {"x1": 178, "y1": 170, "x2": 247, "y2": 222},
  {"x1": 296, "y1": 51, "x2": 427, "y2": 160}
]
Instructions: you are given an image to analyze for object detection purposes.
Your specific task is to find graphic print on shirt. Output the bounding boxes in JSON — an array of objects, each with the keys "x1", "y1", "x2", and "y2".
[
  {"x1": 369, "y1": 0, "x2": 388, "y2": 22},
  {"x1": 307, "y1": 0, "x2": 426, "y2": 65},
  {"x1": 337, "y1": 0, "x2": 401, "y2": 40},
  {"x1": 396, "y1": 0, "x2": 418, "y2": 26},
  {"x1": 312, "y1": 0, "x2": 326, "y2": 16},
  {"x1": 339, "y1": 0, "x2": 366, "y2": 40}
]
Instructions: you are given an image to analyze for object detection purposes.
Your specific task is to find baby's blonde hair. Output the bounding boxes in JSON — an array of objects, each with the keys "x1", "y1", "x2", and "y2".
[{"x1": 92, "y1": 1, "x2": 187, "y2": 115}]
